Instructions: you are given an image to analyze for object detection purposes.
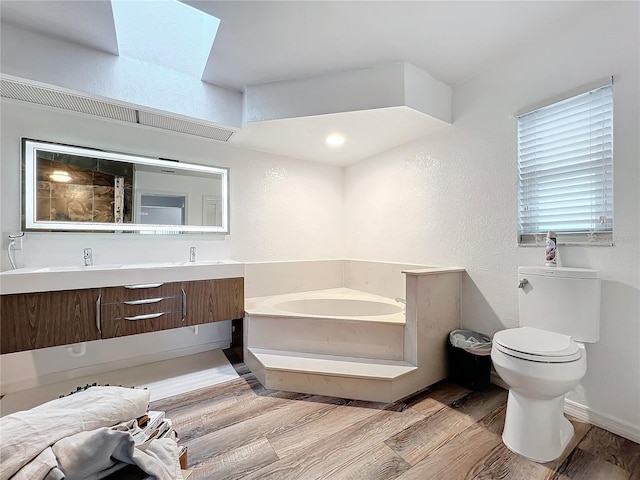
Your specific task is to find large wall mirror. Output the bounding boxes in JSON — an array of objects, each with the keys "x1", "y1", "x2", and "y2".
[{"x1": 22, "y1": 139, "x2": 229, "y2": 233}]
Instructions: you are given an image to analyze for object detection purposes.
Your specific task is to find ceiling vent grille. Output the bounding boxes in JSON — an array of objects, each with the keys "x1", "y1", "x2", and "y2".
[
  {"x1": 0, "y1": 77, "x2": 235, "y2": 142},
  {"x1": 138, "y1": 111, "x2": 234, "y2": 142},
  {"x1": 1, "y1": 78, "x2": 137, "y2": 122}
]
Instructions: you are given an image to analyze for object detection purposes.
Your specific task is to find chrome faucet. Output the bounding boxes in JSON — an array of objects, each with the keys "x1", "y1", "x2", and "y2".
[
  {"x1": 83, "y1": 248, "x2": 92, "y2": 266},
  {"x1": 7, "y1": 232, "x2": 24, "y2": 270},
  {"x1": 395, "y1": 297, "x2": 406, "y2": 304},
  {"x1": 189, "y1": 246, "x2": 196, "y2": 263}
]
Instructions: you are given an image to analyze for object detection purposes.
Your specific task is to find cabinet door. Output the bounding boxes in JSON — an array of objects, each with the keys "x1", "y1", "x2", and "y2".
[
  {"x1": 183, "y1": 278, "x2": 244, "y2": 326},
  {"x1": 1, "y1": 289, "x2": 100, "y2": 354}
]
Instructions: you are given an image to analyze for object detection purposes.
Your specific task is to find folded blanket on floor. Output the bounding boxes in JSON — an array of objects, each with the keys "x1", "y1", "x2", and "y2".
[
  {"x1": 0, "y1": 386, "x2": 151, "y2": 480},
  {"x1": 10, "y1": 426, "x2": 182, "y2": 480}
]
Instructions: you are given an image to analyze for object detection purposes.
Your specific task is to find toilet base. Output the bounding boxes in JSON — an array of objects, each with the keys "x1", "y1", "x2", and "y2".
[{"x1": 502, "y1": 390, "x2": 574, "y2": 463}]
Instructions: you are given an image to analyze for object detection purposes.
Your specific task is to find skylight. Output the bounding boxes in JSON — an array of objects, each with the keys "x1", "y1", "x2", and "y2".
[{"x1": 111, "y1": 0, "x2": 220, "y2": 79}]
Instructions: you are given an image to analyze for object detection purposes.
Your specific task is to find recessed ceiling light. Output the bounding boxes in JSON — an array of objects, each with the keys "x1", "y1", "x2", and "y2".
[
  {"x1": 326, "y1": 133, "x2": 345, "y2": 147},
  {"x1": 49, "y1": 170, "x2": 71, "y2": 182}
]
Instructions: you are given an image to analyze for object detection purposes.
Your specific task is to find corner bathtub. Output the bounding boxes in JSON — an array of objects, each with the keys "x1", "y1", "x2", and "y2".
[
  {"x1": 244, "y1": 287, "x2": 406, "y2": 360},
  {"x1": 245, "y1": 287, "x2": 405, "y2": 324}
]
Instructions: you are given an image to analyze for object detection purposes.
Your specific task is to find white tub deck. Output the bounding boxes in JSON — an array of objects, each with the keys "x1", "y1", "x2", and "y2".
[{"x1": 245, "y1": 287, "x2": 405, "y2": 325}]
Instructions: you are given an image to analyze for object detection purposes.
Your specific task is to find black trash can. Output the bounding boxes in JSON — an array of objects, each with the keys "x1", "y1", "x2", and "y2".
[{"x1": 447, "y1": 329, "x2": 492, "y2": 391}]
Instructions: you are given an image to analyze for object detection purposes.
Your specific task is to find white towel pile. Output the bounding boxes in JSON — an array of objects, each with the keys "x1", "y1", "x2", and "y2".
[{"x1": 0, "y1": 386, "x2": 183, "y2": 480}]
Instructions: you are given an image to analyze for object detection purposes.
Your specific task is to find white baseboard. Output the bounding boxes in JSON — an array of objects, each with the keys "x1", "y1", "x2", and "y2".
[
  {"x1": 1, "y1": 340, "x2": 230, "y2": 395},
  {"x1": 491, "y1": 372, "x2": 640, "y2": 444},
  {"x1": 564, "y1": 399, "x2": 640, "y2": 444}
]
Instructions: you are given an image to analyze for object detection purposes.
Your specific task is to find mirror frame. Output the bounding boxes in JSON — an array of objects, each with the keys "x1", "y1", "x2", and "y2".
[{"x1": 22, "y1": 139, "x2": 229, "y2": 234}]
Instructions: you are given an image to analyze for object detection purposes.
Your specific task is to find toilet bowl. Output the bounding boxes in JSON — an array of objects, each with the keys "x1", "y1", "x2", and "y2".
[
  {"x1": 491, "y1": 326, "x2": 587, "y2": 462},
  {"x1": 493, "y1": 266, "x2": 600, "y2": 463}
]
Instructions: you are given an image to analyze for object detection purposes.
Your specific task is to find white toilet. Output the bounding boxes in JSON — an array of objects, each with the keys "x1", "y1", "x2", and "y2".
[{"x1": 491, "y1": 266, "x2": 600, "y2": 463}]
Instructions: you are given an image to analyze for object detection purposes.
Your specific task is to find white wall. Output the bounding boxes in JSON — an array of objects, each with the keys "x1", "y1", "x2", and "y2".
[
  {"x1": 0, "y1": 100, "x2": 344, "y2": 267},
  {"x1": 1, "y1": 23, "x2": 243, "y2": 128},
  {"x1": 346, "y1": 2, "x2": 639, "y2": 432},
  {"x1": 0, "y1": 99, "x2": 344, "y2": 392}
]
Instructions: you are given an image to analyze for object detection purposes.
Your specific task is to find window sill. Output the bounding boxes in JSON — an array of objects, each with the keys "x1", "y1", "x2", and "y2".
[{"x1": 518, "y1": 232, "x2": 613, "y2": 247}]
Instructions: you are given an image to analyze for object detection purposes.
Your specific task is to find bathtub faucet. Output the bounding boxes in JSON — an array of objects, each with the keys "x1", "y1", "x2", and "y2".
[{"x1": 395, "y1": 298, "x2": 406, "y2": 304}]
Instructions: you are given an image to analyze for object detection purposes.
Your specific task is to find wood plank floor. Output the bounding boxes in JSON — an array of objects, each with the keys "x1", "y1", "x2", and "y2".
[{"x1": 150, "y1": 351, "x2": 640, "y2": 480}]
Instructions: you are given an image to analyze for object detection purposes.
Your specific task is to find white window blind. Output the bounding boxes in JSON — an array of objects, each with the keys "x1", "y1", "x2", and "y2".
[{"x1": 518, "y1": 82, "x2": 613, "y2": 245}]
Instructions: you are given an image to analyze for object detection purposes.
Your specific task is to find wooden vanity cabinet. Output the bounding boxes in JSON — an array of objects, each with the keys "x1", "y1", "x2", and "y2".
[
  {"x1": 1, "y1": 277, "x2": 245, "y2": 352},
  {"x1": 182, "y1": 278, "x2": 244, "y2": 326},
  {"x1": 1, "y1": 289, "x2": 100, "y2": 354}
]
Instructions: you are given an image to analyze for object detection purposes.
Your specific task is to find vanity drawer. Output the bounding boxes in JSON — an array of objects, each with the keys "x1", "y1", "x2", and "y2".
[
  {"x1": 100, "y1": 295, "x2": 182, "y2": 321},
  {"x1": 183, "y1": 277, "x2": 244, "y2": 325},
  {"x1": 101, "y1": 282, "x2": 181, "y2": 304},
  {"x1": 1, "y1": 288, "x2": 100, "y2": 354},
  {"x1": 101, "y1": 310, "x2": 184, "y2": 339}
]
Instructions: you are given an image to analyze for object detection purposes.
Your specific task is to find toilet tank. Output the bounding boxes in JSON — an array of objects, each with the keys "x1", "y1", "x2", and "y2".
[{"x1": 518, "y1": 266, "x2": 601, "y2": 342}]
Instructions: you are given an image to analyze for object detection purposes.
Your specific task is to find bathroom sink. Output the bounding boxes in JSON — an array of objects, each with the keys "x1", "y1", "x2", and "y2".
[
  {"x1": 34, "y1": 264, "x2": 123, "y2": 272},
  {"x1": 30, "y1": 260, "x2": 233, "y2": 272},
  {"x1": 1, "y1": 260, "x2": 244, "y2": 295},
  {"x1": 119, "y1": 260, "x2": 231, "y2": 269},
  {"x1": 118, "y1": 262, "x2": 185, "y2": 269}
]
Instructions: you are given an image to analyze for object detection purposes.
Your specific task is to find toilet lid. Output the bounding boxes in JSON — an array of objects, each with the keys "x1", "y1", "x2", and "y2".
[{"x1": 494, "y1": 327, "x2": 581, "y2": 362}]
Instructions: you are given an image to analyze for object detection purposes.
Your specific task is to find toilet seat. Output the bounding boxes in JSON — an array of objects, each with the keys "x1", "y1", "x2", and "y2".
[{"x1": 494, "y1": 326, "x2": 581, "y2": 363}]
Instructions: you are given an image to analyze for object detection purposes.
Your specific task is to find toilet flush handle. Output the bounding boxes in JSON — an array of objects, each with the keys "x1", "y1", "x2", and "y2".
[{"x1": 518, "y1": 278, "x2": 529, "y2": 289}]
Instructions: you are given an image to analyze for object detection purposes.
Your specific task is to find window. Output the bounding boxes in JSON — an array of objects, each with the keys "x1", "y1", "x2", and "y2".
[{"x1": 517, "y1": 80, "x2": 613, "y2": 245}]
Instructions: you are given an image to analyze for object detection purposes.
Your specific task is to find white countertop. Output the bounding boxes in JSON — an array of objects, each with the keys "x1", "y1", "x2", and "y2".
[
  {"x1": 0, "y1": 260, "x2": 245, "y2": 295},
  {"x1": 401, "y1": 267, "x2": 465, "y2": 276}
]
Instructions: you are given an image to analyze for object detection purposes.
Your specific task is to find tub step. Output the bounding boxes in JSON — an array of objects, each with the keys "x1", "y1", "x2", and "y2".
[
  {"x1": 249, "y1": 348, "x2": 416, "y2": 379},
  {"x1": 246, "y1": 315, "x2": 405, "y2": 360},
  {"x1": 246, "y1": 347, "x2": 418, "y2": 403}
]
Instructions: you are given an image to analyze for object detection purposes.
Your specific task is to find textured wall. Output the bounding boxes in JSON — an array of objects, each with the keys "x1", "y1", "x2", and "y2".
[
  {"x1": 1, "y1": 100, "x2": 344, "y2": 268},
  {"x1": 0, "y1": 100, "x2": 344, "y2": 391},
  {"x1": 345, "y1": 2, "x2": 639, "y2": 431}
]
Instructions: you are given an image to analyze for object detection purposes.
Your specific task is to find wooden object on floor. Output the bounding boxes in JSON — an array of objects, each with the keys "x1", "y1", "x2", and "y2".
[
  {"x1": 179, "y1": 446, "x2": 188, "y2": 470},
  {"x1": 148, "y1": 353, "x2": 640, "y2": 480}
]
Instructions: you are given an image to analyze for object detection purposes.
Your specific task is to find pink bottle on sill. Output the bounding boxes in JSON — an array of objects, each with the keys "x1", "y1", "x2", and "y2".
[{"x1": 545, "y1": 231, "x2": 557, "y2": 267}]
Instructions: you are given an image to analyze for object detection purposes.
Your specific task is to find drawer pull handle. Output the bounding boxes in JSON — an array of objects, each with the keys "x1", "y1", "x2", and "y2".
[
  {"x1": 124, "y1": 283, "x2": 164, "y2": 289},
  {"x1": 181, "y1": 288, "x2": 186, "y2": 321},
  {"x1": 124, "y1": 297, "x2": 164, "y2": 305},
  {"x1": 124, "y1": 312, "x2": 165, "y2": 321},
  {"x1": 96, "y1": 295, "x2": 102, "y2": 333}
]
